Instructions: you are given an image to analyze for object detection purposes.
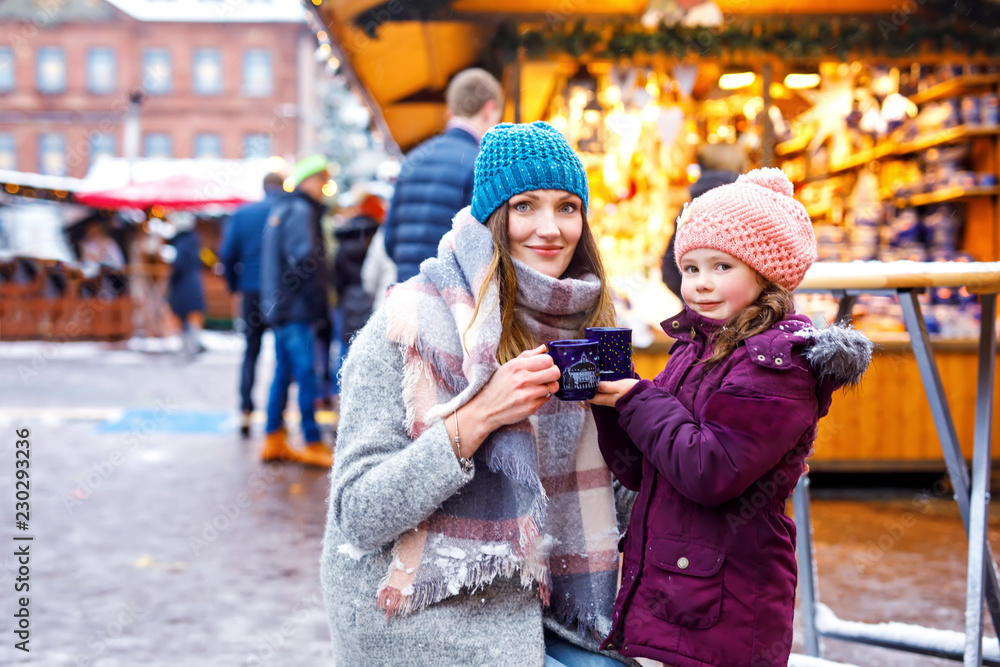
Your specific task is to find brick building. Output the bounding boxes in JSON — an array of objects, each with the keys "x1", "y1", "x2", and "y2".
[{"x1": 0, "y1": 0, "x2": 317, "y2": 179}]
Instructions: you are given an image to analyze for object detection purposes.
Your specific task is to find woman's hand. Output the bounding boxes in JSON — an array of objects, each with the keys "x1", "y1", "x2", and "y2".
[
  {"x1": 448, "y1": 345, "x2": 561, "y2": 458},
  {"x1": 588, "y1": 379, "x2": 639, "y2": 409}
]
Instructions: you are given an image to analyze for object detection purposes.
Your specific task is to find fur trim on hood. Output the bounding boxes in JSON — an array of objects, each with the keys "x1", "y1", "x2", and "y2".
[{"x1": 804, "y1": 324, "x2": 873, "y2": 388}]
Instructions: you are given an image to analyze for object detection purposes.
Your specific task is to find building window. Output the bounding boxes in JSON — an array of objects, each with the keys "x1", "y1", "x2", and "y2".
[
  {"x1": 87, "y1": 47, "x2": 116, "y2": 94},
  {"x1": 90, "y1": 132, "x2": 116, "y2": 165},
  {"x1": 143, "y1": 49, "x2": 172, "y2": 95},
  {"x1": 193, "y1": 48, "x2": 222, "y2": 95},
  {"x1": 194, "y1": 133, "x2": 222, "y2": 159},
  {"x1": 0, "y1": 47, "x2": 14, "y2": 93},
  {"x1": 243, "y1": 133, "x2": 271, "y2": 158},
  {"x1": 39, "y1": 133, "x2": 66, "y2": 175},
  {"x1": 144, "y1": 133, "x2": 172, "y2": 158},
  {"x1": 242, "y1": 49, "x2": 272, "y2": 97},
  {"x1": 36, "y1": 47, "x2": 66, "y2": 94},
  {"x1": 0, "y1": 133, "x2": 15, "y2": 170}
]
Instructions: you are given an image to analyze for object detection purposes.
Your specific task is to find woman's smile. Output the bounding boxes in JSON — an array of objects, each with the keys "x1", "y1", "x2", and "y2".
[{"x1": 526, "y1": 244, "x2": 563, "y2": 257}]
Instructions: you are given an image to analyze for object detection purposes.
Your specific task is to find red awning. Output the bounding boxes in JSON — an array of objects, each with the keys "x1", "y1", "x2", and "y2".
[{"x1": 73, "y1": 174, "x2": 253, "y2": 209}]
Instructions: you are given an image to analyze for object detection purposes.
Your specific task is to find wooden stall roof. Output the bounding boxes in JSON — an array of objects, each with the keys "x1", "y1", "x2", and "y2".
[
  {"x1": 317, "y1": 0, "x2": 925, "y2": 152},
  {"x1": 451, "y1": 0, "x2": 903, "y2": 14}
]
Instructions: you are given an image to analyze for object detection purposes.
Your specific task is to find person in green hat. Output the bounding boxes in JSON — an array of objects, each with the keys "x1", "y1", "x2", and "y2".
[{"x1": 259, "y1": 154, "x2": 333, "y2": 467}]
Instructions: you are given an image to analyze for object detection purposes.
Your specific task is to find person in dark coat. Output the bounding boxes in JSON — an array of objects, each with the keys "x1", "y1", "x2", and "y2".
[
  {"x1": 660, "y1": 142, "x2": 745, "y2": 298},
  {"x1": 383, "y1": 68, "x2": 503, "y2": 282},
  {"x1": 259, "y1": 155, "x2": 333, "y2": 468},
  {"x1": 590, "y1": 169, "x2": 873, "y2": 667},
  {"x1": 165, "y1": 211, "x2": 206, "y2": 357},
  {"x1": 333, "y1": 194, "x2": 383, "y2": 354},
  {"x1": 221, "y1": 171, "x2": 285, "y2": 437}
]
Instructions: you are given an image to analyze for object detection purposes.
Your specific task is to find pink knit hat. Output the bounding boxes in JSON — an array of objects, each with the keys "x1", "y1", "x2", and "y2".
[{"x1": 674, "y1": 167, "x2": 817, "y2": 291}]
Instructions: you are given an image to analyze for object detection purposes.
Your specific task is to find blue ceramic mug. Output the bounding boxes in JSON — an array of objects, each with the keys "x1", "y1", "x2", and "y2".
[
  {"x1": 584, "y1": 327, "x2": 632, "y2": 381},
  {"x1": 547, "y1": 339, "x2": 600, "y2": 401}
]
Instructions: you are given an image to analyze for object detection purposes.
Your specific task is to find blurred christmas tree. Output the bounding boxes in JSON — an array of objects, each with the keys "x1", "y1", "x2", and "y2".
[{"x1": 314, "y1": 69, "x2": 395, "y2": 196}]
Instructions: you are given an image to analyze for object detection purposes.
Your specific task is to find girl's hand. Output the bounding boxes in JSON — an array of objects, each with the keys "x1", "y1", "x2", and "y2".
[
  {"x1": 451, "y1": 345, "x2": 561, "y2": 457},
  {"x1": 588, "y1": 379, "x2": 639, "y2": 408}
]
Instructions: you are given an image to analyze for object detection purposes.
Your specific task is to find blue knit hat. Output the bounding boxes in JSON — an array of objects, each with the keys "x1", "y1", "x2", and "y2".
[{"x1": 470, "y1": 121, "x2": 589, "y2": 224}]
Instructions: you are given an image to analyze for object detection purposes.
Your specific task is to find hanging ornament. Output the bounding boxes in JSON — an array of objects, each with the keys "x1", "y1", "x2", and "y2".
[
  {"x1": 656, "y1": 106, "x2": 685, "y2": 147},
  {"x1": 672, "y1": 63, "x2": 698, "y2": 98}
]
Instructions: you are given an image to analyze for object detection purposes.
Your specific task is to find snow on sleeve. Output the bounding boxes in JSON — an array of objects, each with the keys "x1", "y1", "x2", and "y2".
[{"x1": 337, "y1": 543, "x2": 375, "y2": 561}]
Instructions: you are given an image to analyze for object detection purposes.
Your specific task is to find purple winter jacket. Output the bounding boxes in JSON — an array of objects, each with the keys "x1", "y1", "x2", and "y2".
[{"x1": 594, "y1": 307, "x2": 872, "y2": 667}]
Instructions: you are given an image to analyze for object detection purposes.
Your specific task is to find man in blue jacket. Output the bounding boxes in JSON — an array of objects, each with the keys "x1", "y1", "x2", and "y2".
[
  {"x1": 221, "y1": 171, "x2": 285, "y2": 438},
  {"x1": 383, "y1": 68, "x2": 503, "y2": 281},
  {"x1": 259, "y1": 155, "x2": 333, "y2": 468}
]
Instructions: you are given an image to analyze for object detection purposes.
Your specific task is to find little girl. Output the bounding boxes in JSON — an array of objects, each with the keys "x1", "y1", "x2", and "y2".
[{"x1": 590, "y1": 168, "x2": 872, "y2": 667}]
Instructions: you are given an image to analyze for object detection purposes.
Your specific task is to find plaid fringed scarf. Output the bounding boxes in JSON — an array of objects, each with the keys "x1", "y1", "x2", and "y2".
[{"x1": 378, "y1": 206, "x2": 620, "y2": 638}]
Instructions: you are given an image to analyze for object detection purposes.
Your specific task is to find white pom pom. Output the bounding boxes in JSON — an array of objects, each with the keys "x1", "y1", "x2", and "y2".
[{"x1": 738, "y1": 167, "x2": 793, "y2": 197}]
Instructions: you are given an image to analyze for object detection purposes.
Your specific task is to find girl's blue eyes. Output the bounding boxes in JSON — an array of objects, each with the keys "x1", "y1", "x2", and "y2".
[{"x1": 683, "y1": 264, "x2": 732, "y2": 273}]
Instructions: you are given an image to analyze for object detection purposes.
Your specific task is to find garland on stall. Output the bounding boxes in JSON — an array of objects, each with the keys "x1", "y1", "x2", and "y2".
[
  {"x1": 489, "y1": 14, "x2": 1000, "y2": 64},
  {"x1": 349, "y1": 0, "x2": 1000, "y2": 61}
]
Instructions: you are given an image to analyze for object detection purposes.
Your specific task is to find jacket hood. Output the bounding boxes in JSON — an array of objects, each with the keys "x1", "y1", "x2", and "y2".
[{"x1": 803, "y1": 323, "x2": 873, "y2": 389}]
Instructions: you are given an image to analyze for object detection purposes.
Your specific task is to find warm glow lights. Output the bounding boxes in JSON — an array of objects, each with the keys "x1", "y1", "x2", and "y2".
[
  {"x1": 743, "y1": 97, "x2": 764, "y2": 121},
  {"x1": 321, "y1": 181, "x2": 337, "y2": 197},
  {"x1": 718, "y1": 72, "x2": 755, "y2": 90},
  {"x1": 784, "y1": 73, "x2": 821, "y2": 89},
  {"x1": 881, "y1": 93, "x2": 918, "y2": 120},
  {"x1": 640, "y1": 104, "x2": 660, "y2": 123}
]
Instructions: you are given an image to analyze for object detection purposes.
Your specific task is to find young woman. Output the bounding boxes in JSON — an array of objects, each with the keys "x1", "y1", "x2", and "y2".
[{"x1": 321, "y1": 122, "x2": 634, "y2": 666}]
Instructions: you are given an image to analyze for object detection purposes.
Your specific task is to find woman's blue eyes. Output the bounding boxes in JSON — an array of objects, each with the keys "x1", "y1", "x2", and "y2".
[{"x1": 511, "y1": 202, "x2": 578, "y2": 213}]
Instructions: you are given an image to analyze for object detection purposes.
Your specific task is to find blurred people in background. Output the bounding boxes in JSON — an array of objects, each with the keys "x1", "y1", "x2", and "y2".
[
  {"x1": 383, "y1": 67, "x2": 503, "y2": 281},
  {"x1": 360, "y1": 194, "x2": 396, "y2": 313},
  {"x1": 259, "y1": 155, "x2": 333, "y2": 468},
  {"x1": 129, "y1": 224, "x2": 171, "y2": 338},
  {"x1": 79, "y1": 221, "x2": 126, "y2": 270},
  {"x1": 660, "y1": 142, "x2": 746, "y2": 298},
  {"x1": 222, "y1": 171, "x2": 286, "y2": 437},
  {"x1": 165, "y1": 211, "x2": 206, "y2": 357},
  {"x1": 333, "y1": 192, "x2": 383, "y2": 371}
]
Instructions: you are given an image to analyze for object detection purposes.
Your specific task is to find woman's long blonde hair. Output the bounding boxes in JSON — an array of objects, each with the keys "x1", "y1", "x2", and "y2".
[
  {"x1": 703, "y1": 281, "x2": 794, "y2": 367},
  {"x1": 467, "y1": 202, "x2": 617, "y2": 364}
]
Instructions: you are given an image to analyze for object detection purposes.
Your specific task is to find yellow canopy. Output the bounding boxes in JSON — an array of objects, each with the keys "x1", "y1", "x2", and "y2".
[{"x1": 317, "y1": 0, "x2": 912, "y2": 152}]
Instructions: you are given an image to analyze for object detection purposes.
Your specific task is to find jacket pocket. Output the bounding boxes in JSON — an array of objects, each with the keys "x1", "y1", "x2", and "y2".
[{"x1": 643, "y1": 538, "x2": 725, "y2": 630}]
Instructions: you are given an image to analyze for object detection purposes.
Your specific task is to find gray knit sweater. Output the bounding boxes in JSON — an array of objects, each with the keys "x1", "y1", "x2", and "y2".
[{"x1": 320, "y1": 309, "x2": 636, "y2": 666}]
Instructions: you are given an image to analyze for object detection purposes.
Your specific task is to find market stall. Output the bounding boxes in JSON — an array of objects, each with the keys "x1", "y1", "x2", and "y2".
[
  {"x1": 793, "y1": 260, "x2": 1000, "y2": 665},
  {"x1": 0, "y1": 159, "x2": 271, "y2": 341},
  {"x1": 313, "y1": 0, "x2": 1000, "y2": 469}
]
